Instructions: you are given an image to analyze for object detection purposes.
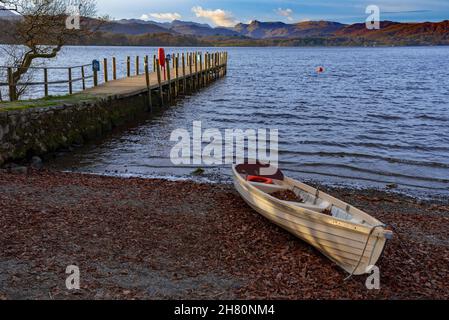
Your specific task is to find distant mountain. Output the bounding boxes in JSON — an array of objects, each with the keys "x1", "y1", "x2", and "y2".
[
  {"x1": 100, "y1": 18, "x2": 239, "y2": 37},
  {"x1": 1, "y1": 16, "x2": 448, "y2": 46},
  {"x1": 291, "y1": 21, "x2": 347, "y2": 37},
  {"x1": 335, "y1": 20, "x2": 449, "y2": 39},
  {"x1": 234, "y1": 20, "x2": 346, "y2": 38},
  {"x1": 98, "y1": 19, "x2": 174, "y2": 35},
  {"x1": 171, "y1": 20, "x2": 211, "y2": 29}
]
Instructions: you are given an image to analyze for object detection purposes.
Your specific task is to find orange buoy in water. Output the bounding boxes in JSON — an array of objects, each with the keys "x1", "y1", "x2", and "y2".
[{"x1": 316, "y1": 66, "x2": 325, "y2": 73}]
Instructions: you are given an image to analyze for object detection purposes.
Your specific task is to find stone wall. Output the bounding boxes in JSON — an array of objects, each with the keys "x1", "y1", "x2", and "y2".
[{"x1": 0, "y1": 93, "x2": 154, "y2": 166}]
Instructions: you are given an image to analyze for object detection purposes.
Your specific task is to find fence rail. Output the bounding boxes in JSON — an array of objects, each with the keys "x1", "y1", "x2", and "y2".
[
  {"x1": 0, "y1": 51, "x2": 228, "y2": 102},
  {"x1": 0, "y1": 64, "x2": 93, "y2": 101}
]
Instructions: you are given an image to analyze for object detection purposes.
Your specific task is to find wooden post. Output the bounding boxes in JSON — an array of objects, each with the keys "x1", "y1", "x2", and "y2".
[
  {"x1": 112, "y1": 57, "x2": 117, "y2": 80},
  {"x1": 144, "y1": 56, "x2": 152, "y2": 111},
  {"x1": 44, "y1": 68, "x2": 49, "y2": 97},
  {"x1": 188, "y1": 53, "x2": 193, "y2": 93},
  {"x1": 153, "y1": 55, "x2": 156, "y2": 72},
  {"x1": 194, "y1": 52, "x2": 198, "y2": 90},
  {"x1": 175, "y1": 56, "x2": 179, "y2": 97},
  {"x1": 225, "y1": 52, "x2": 228, "y2": 75},
  {"x1": 216, "y1": 53, "x2": 219, "y2": 79},
  {"x1": 127, "y1": 56, "x2": 131, "y2": 77},
  {"x1": 81, "y1": 66, "x2": 86, "y2": 90},
  {"x1": 200, "y1": 53, "x2": 204, "y2": 87},
  {"x1": 68, "y1": 68, "x2": 73, "y2": 94},
  {"x1": 136, "y1": 56, "x2": 140, "y2": 75},
  {"x1": 103, "y1": 58, "x2": 108, "y2": 82},
  {"x1": 207, "y1": 53, "x2": 210, "y2": 84},
  {"x1": 216, "y1": 53, "x2": 220, "y2": 78},
  {"x1": 182, "y1": 53, "x2": 186, "y2": 94},
  {"x1": 93, "y1": 68, "x2": 98, "y2": 87},
  {"x1": 7, "y1": 67, "x2": 15, "y2": 101},
  {"x1": 156, "y1": 58, "x2": 163, "y2": 105},
  {"x1": 166, "y1": 56, "x2": 172, "y2": 102}
]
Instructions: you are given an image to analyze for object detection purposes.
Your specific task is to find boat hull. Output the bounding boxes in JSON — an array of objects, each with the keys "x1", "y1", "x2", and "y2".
[{"x1": 233, "y1": 169, "x2": 388, "y2": 275}]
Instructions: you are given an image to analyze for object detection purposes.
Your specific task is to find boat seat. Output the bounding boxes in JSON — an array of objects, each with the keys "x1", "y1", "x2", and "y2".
[
  {"x1": 249, "y1": 181, "x2": 288, "y2": 193},
  {"x1": 284, "y1": 201, "x2": 330, "y2": 213}
]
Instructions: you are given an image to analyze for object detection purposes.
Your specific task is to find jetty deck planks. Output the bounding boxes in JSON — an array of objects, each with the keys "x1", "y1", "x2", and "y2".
[{"x1": 84, "y1": 53, "x2": 227, "y2": 99}]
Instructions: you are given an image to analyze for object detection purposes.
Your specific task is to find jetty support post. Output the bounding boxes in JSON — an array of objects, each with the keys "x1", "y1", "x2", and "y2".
[
  {"x1": 156, "y1": 58, "x2": 164, "y2": 106},
  {"x1": 166, "y1": 56, "x2": 172, "y2": 102},
  {"x1": 153, "y1": 55, "x2": 156, "y2": 72},
  {"x1": 127, "y1": 56, "x2": 131, "y2": 77},
  {"x1": 103, "y1": 58, "x2": 108, "y2": 83},
  {"x1": 44, "y1": 68, "x2": 49, "y2": 97},
  {"x1": 214, "y1": 53, "x2": 218, "y2": 80},
  {"x1": 205, "y1": 53, "x2": 209, "y2": 85},
  {"x1": 217, "y1": 52, "x2": 221, "y2": 78},
  {"x1": 175, "y1": 55, "x2": 179, "y2": 97},
  {"x1": 225, "y1": 52, "x2": 228, "y2": 75},
  {"x1": 189, "y1": 53, "x2": 193, "y2": 93},
  {"x1": 204, "y1": 52, "x2": 209, "y2": 86},
  {"x1": 144, "y1": 55, "x2": 152, "y2": 111},
  {"x1": 200, "y1": 53, "x2": 204, "y2": 87},
  {"x1": 136, "y1": 56, "x2": 140, "y2": 75},
  {"x1": 194, "y1": 52, "x2": 198, "y2": 90},
  {"x1": 112, "y1": 57, "x2": 117, "y2": 80},
  {"x1": 182, "y1": 53, "x2": 186, "y2": 95}
]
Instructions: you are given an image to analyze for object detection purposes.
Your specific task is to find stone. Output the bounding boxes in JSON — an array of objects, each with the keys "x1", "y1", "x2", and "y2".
[
  {"x1": 9, "y1": 165, "x2": 28, "y2": 174},
  {"x1": 386, "y1": 183, "x2": 398, "y2": 190},
  {"x1": 31, "y1": 156, "x2": 44, "y2": 170}
]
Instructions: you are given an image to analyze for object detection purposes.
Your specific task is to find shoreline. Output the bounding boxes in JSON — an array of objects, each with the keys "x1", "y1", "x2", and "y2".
[{"x1": 1, "y1": 169, "x2": 448, "y2": 299}]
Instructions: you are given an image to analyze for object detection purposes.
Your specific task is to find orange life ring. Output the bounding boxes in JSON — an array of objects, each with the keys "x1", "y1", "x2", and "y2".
[{"x1": 247, "y1": 175, "x2": 274, "y2": 185}]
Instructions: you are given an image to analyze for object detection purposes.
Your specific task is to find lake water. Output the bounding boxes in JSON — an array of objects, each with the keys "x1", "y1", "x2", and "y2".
[{"x1": 2, "y1": 46, "x2": 449, "y2": 197}]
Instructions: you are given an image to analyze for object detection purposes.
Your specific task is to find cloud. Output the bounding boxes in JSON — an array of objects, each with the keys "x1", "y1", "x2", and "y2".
[
  {"x1": 191, "y1": 6, "x2": 237, "y2": 27},
  {"x1": 141, "y1": 12, "x2": 181, "y2": 21},
  {"x1": 275, "y1": 8, "x2": 294, "y2": 21}
]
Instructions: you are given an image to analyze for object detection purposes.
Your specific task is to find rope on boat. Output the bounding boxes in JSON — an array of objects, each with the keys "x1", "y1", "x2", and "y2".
[{"x1": 344, "y1": 224, "x2": 386, "y2": 281}]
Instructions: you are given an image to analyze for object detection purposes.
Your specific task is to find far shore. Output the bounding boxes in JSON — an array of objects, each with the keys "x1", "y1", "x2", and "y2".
[{"x1": 0, "y1": 169, "x2": 448, "y2": 300}]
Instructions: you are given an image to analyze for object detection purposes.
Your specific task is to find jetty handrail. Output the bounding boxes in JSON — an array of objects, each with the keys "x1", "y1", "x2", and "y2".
[
  {"x1": 0, "y1": 64, "x2": 91, "y2": 70},
  {"x1": 0, "y1": 51, "x2": 228, "y2": 102},
  {"x1": 0, "y1": 63, "x2": 94, "y2": 100}
]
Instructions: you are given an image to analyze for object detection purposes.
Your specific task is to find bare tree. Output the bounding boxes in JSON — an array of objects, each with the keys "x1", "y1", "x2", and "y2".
[{"x1": 0, "y1": 0, "x2": 98, "y2": 100}]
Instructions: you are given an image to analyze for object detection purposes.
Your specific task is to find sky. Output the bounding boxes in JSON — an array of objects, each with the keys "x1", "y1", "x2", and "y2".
[{"x1": 96, "y1": 0, "x2": 449, "y2": 26}]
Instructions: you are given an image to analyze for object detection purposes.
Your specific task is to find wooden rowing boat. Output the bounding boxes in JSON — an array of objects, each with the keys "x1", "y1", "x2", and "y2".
[{"x1": 232, "y1": 163, "x2": 393, "y2": 275}]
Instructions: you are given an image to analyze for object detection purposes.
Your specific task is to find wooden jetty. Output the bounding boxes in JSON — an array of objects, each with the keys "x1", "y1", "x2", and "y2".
[
  {"x1": 87, "y1": 51, "x2": 228, "y2": 105},
  {"x1": 0, "y1": 51, "x2": 228, "y2": 104}
]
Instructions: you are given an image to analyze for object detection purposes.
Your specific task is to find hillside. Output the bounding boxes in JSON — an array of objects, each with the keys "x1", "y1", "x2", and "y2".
[
  {"x1": 0, "y1": 13, "x2": 448, "y2": 46},
  {"x1": 234, "y1": 20, "x2": 346, "y2": 38}
]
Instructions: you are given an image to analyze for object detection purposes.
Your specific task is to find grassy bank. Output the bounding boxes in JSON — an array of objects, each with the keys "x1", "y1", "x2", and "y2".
[{"x1": 0, "y1": 94, "x2": 102, "y2": 112}]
